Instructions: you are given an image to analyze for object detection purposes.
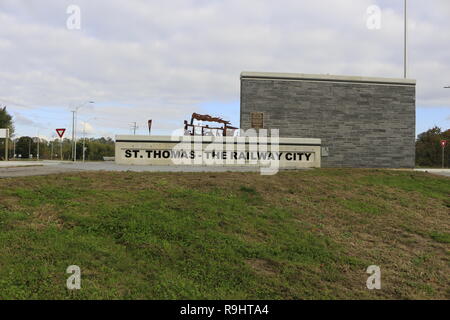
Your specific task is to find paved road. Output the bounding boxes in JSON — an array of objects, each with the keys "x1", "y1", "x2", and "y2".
[
  {"x1": 1, "y1": 161, "x2": 448, "y2": 178},
  {"x1": 414, "y1": 168, "x2": 450, "y2": 178},
  {"x1": 0, "y1": 161, "x2": 263, "y2": 178},
  {"x1": 0, "y1": 161, "x2": 46, "y2": 168},
  {"x1": 0, "y1": 165, "x2": 81, "y2": 178}
]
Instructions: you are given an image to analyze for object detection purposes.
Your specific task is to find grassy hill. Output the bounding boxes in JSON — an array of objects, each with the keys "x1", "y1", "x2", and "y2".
[{"x1": 0, "y1": 169, "x2": 448, "y2": 299}]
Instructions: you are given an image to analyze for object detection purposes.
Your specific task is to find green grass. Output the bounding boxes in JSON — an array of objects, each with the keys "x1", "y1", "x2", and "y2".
[
  {"x1": 429, "y1": 232, "x2": 450, "y2": 244},
  {"x1": 0, "y1": 169, "x2": 448, "y2": 299}
]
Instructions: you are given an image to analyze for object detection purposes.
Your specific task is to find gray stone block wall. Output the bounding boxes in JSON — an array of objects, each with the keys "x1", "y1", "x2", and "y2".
[{"x1": 240, "y1": 72, "x2": 416, "y2": 168}]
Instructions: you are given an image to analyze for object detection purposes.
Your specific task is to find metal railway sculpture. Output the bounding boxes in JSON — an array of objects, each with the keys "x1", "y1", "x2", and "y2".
[{"x1": 184, "y1": 113, "x2": 238, "y2": 136}]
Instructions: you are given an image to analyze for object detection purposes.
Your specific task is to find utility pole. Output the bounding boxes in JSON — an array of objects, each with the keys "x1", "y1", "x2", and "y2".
[
  {"x1": 50, "y1": 134, "x2": 55, "y2": 160},
  {"x1": 4, "y1": 130, "x2": 8, "y2": 161},
  {"x1": 404, "y1": 0, "x2": 407, "y2": 78},
  {"x1": 131, "y1": 122, "x2": 138, "y2": 135},
  {"x1": 36, "y1": 131, "x2": 40, "y2": 161},
  {"x1": 82, "y1": 123, "x2": 87, "y2": 162}
]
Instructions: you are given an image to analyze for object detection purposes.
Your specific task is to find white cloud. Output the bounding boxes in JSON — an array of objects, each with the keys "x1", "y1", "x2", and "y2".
[{"x1": 79, "y1": 121, "x2": 94, "y2": 135}]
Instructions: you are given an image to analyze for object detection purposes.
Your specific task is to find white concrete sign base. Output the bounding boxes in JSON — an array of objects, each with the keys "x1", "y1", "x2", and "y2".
[{"x1": 115, "y1": 135, "x2": 321, "y2": 170}]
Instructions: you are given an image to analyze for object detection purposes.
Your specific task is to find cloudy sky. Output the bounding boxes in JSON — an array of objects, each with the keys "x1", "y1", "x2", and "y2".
[{"x1": 0, "y1": 0, "x2": 449, "y2": 140}]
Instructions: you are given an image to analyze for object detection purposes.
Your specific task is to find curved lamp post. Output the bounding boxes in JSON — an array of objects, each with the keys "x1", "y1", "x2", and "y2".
[{"x1": 71, "y1": 101, "x2": 94, "y2": 161}]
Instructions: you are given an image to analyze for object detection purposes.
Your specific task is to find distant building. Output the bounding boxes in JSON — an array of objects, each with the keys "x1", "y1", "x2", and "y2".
[{"x1": 240, "y1": 71, "x2": 416, "y2": 168}]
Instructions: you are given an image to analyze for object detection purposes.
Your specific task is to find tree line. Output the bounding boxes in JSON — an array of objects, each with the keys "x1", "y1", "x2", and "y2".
[
  {"x1": 0, "y1": 136, "x2": 115, "y2": 161},
  {"x1": 0, "y1": 107, "x2": 114, "y2": 161}
]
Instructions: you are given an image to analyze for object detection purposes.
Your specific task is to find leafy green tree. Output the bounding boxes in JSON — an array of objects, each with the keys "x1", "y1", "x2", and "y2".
[
  {"x1": 416, "y1": 126, "x2": 450, "y2": 167},
  {"x1": 0, "y1": 106, "x2": 14, "y2": 135},
  {"x1": 15, "y1": 136, "x2": 35, "y2": 158},
  {"x1": 84, "y1": 137, "x2": 114, "y2": 160},
  {"x1": 0, "y1": 106, "x2": 14, "y2": 159},
  {"x1": 35, "y1": 137, "x2": 50, "y2": 159}
]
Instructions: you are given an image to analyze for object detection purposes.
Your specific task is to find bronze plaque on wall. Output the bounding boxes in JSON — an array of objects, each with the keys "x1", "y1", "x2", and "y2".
[{"x1": 250, "y1": 112, "x2": 264, "y2": 129}]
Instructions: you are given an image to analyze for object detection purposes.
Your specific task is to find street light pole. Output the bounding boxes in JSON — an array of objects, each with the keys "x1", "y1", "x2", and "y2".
[
  {"x1": 36, "y1": 130, "x2": 40, "y2": 161},
  {"x1": 82, "y1": 123, "x2": 86, "y2": 162},
  {"x1": 71, "y1": 101, "x2": 94, "y2": 162},
  {"x1": 80, "y1": 116, "x2": 98, "y2": 162},
  {"x1": 404, "y1": 0, "x2": 407, "y2": 79},
  {"x1": 71, "y1": 110, "x2": 76, "y2": 161},
  {"x1": 439, "y1": 87, "x2": 449, "y2": 168},
  {"x1": 74, "y1": 111, "x2": 78, "y2": 161}
]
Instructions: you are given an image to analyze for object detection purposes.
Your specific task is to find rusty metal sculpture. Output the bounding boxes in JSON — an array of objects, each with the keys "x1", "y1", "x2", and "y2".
[{"x1": 184, "y1": 113, "x2": 238, "y2": 136}]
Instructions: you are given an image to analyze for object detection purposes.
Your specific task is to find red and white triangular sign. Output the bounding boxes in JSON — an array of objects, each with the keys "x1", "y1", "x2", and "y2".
[{"x1": 56, "y1": 128, "x2": 66, "y2": 138}]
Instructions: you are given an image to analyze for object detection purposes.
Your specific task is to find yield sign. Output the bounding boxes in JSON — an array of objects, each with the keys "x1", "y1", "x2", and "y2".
[{"x1": 56, "y1": 128, "x2": 66, "y2": 138}]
